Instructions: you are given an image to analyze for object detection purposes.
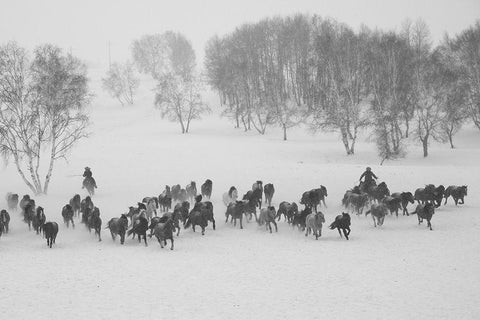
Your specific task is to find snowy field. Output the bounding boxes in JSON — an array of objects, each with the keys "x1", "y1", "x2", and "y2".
[{"x1": 1, "y1": 73, "x2": 480, "y2": 320}]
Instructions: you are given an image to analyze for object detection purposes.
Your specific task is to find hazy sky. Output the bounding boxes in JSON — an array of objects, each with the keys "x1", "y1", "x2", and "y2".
[{"x1": 1, "y1": 0, "x2": 478, "y2": 68}]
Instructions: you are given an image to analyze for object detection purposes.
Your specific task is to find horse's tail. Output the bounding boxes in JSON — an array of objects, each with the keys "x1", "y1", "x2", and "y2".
[
  {"x1": 328, "y1": 221, "x2": 337, "y2": 230},
  {"x1": 127, "y1": 228, "x2": 134, "y2": 236},
  {"x1": 365, "y1": 209, "x2": 371, "y2": 216}
]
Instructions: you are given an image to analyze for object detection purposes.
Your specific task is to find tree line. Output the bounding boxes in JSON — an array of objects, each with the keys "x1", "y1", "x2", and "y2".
[{"x1": 204, "y1": 15, "x2": 480, "y2": 160}]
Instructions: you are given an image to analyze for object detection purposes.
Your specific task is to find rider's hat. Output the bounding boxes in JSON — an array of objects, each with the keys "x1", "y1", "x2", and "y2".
[{"x1": 85, "y1": 167, "x2": 91, "y2": 170}]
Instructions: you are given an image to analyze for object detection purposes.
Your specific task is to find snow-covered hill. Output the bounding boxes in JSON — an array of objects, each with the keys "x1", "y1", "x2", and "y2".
[{"x1": 1, "y1": 69, "x2": 479, "y2": 320}]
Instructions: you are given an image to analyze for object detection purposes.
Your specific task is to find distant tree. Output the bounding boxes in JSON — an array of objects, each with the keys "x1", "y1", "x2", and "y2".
[
  {"x1": 155, "y1": 73, "x2": 209, "y2": 133},
  {"x1": 131, "y1": 34, "x2": 169, "y2": 79},
  {"x1": 0, "y1": 43, "x2": 90, "y2": 194},
  {"x1": 102, "y1": 61, "x2": 139, "y2": 106},
  {"x1": 447, "y1": 22, "x2": 480, "y2": 131},
  {"x1": 150, "y1": 32, "x2": 208, "y2": 133}
]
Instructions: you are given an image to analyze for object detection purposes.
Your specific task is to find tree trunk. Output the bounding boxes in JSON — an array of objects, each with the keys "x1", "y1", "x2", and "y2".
[
  {"x1": 405, "y1": 117, "x2": 410, "y2": 138},
  {"x1": 422, "y1": 137, "x2": 428, "y2": 157},
  {"x1": 13, "y1": 155, "x2": 38, "y2": 195},
  {"x1": 448, "y1": 131, "x2": 454, "y2": 149},
  {"x1": 341, "y1": 128, "x2": 353, "y2": 155},
  {"x1": 283, "y1": 123, "x2": 287, "y2": 141},
  {"x1": 43, "y1": 144, "x2": 57, "y2": 195}
]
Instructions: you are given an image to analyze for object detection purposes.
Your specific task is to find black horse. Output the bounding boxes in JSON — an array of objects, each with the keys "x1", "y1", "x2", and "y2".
[
  {"x1": 127, "y1": 214, "x2": 149, "y2": 246},
  {"x1": 276, "y1": 201, "x2": 298, "y2": 224},
  {"x1": 444, "y1": 185, "x2": 467, "y2": 205},
  {"x1": 43, "y1": 222, "x2": 59, "y2": 248},
  {"x1": 0, "y1": 209, "x2": 10, "y2": 234},
  {"x1": 329, "y1": 212, "x2": 351, "y2": 240},
  {"x1": 152, "y1": 218, "x2": 174, "y2": 250},
  {"x1": 201, "y1": 179, "x2": 213, "y2": 199},
  {"x1": 32, "y1": 206, "x2": 46, "y2": 234},
  {"x1": 158, "y1": 192, "x2": 172, "y2": 212},
  {"x1": 381, "y1": 196, "x2": 402, "y2": 217},
  {"x1": 411, "y1": 203, "x2": 435, "y2": 230},
  {"x1": 291, "y1": 207, "x2": 311, "y2": 231},
  {"x1": 62, "y1": 204, "x2": 75, "y2": 228},
  {"x1": 300, "y1": 187, "x2": 328, "y2": 213},
  {"x1": 24, "y1": 200, "x2": 36, "y2": 231},
  {"x1": 106, "y1": 214, "x2": 129, "y2": 244},
  {"x1": 414, "y1": 184, "x2": 443, "y2": 207},
  {"x1": 80, "y1": 196, "x2": 94, "y2": 223},
  {"x1": 87, "y1": 207, "x2": 102, "y2": 241},
  {"x1": 264, "y1": 183, "x2": 275, "y2": 206},
  {"x1": 225, "y1": 201, "x2": 246, "y2": 229},
  {"x1": 391, "y1": 192, "x2": 414, "y2": 216},
  {"x1": 174, "y1": 201, "x2": 190, "y2": 225},
  {"x1": 69, "y1": 194, "x2": 81, "y2": 218},
  {"x1": 365, "y1": 182, "x2": 390, "y2": 203},
  {"x1": 19, "y1": 194, "x2": 31, "y2": 213},
  {"x1": 243, "y1": 189, "x2": 262, "y2": 211},
  {"x1": 184, "y1": 200, "x2": 215, "y2": 235}
]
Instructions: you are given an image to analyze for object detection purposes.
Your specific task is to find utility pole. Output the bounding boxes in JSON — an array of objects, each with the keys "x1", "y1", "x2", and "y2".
[{"x1": 108, "y1": 41, "x2": 111, "y2": 68}]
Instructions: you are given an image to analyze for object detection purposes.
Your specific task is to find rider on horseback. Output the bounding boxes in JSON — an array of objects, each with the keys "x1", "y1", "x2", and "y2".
[
  {"x1": 82, "y1": 167, "x2": 98, "y2": 189},
  {"x1": 359, "y1": 167, "x2": 377, "y2": 191}
]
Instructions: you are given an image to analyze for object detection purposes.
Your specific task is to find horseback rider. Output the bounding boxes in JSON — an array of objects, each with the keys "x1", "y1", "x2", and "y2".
[
  {"x1": 82, "y1": 167, "x2": 97, "y2": 189},
  {"x1": 359, "y1": 167, "x2": 378, "y2": 190}
]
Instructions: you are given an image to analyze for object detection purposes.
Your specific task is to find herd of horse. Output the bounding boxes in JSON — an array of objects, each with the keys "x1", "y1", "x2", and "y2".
[
  {"x1": 0, "y1": 178, "x2": 468, "y2": 248},
  {"x1": 342, "y1": 181, "x2": 468, "y2": 230}
]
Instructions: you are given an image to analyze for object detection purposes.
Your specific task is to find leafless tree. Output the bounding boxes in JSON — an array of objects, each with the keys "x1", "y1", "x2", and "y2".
[
  {"x1": 0, "y1": 42, "x2": 90, "y2": 195},
  {"x1": 150, "y1": 32, "x2": 208, "y2": 133},
  {"x1": 102, "y1": 61, "x2": 139, "y2": 106}
]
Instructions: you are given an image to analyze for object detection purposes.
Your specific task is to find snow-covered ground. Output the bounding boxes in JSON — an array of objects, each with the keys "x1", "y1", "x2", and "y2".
[{"x1": 1, "y1": 71, "x2": 479, "y2": 320}]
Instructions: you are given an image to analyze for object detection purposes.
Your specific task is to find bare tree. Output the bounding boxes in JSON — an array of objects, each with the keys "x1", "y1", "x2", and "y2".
[
  {"x1": 102, "y1": 61, "x2": 139, "y2": 106},
  {"x1": 150, "y1": 32, "x2": 208, "y2": 133},
  {"x1": 155, "y1": 74, "x2": 209, "y2": 133},
  {"x1": 0, "y1": 42, "x2": 90, "y2": 195},
  {"x1": 447, "y1": 22, "x2": 480, "y2": 130}
]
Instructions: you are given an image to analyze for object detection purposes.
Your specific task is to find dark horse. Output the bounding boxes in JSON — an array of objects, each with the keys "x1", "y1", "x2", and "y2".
[
  {"x1": 414, "y1": 184, "x2": 444, "y2": 207},
  {"x1": 62, "y1": 204, "x2": 75, "y2": 228},
  {"x1": 300, "y1": 186, "x2": 328, "y2": 212},
  {"x1": 201, "y1": 179, "x2": 213, "y2": 200},
  {"x1": 225, "y1": 201, "x2": 246, "y2": 229},
  {"x1": 43, "y1": 222, "x2": 59, "y2": 248},
  {"x1": 33, "y1": 206, "x2": 46, "y2": 234},
  {"x1": 329, "y1": 212, "x2": 351, "y2": 240},
  {"x1": 127, "y1": 214, "x2": 149, "y2": 246},
  {"x1": 291, "y1": 207, "x2": 311, "y2": 231},
  {"x1": 444, "y1": 185, "x2": 467, "y2": 206},
  {"x1": 411, "y1": 203, "x2": 435, "y2": 230},
  {"x1": 276, "y1": 201, "x2": 298, "y2": 224},
  {"x1": 106, "y1": 214, "x2": 129, "y2": 244},
  {"x1": 362, "y1": 181, "x2": 390, "y2": 203},
  {"x1": 264, "y1": 183, "x2": 275, "y2": 206},
  {"x1": 184, "y1": 199, "x2": 215, "y2": 235},
  {"x1": 87, "y1": 207, "x2": 102, "y2": 241},
  {"x1": 391, "y1": 192, "x2": 415, "y2": 216},
  {"x1": 152, "y1": 218, "x2": 174, "y2": 250},
  {"x1": 24, "y1": 201, "x2": 36, "y2": 231},
  {"x1": 69, "y1": 194, "x2": 81, "y2": 218},
  {"x1": 0, "y1": 209, "x2": 10, "y2": 234}
]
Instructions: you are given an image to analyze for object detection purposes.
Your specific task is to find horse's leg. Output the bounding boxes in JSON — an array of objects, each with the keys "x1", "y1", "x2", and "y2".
[
  {"x1": 305, "y1": 227, "x2": 309, "y2": 237},
  {"x1": 143, "y1": 234, "x2": 148, "y2": 246},
  {"x1": 158, "y1": 237, "x2": 164, "y2": 248},
  {"x1": 372, "y1": 215, "x2": 376, "y2": 227},
  {"x1": 272, "y1": 220, "x2": 277, "y2": 232},
  {"x1": 111, "y1": 231, "x2": 115, "y2": 241},
  {"x1": 454, "y1": 198, "x2": 458, "y2": 206},
  {"x1": 170, "y1": 237, "x2": 174, "y2": 250},
  {"x1": 344, "y1": 228, "x2": 349, "y2": 240},
  {"x1": 461, "y1": 197, "x2": 464, "y2": 204},
  {"x1": 240, "y1": 216, "x2": 243, "y2": 229},
  {"x1": 212, "y1": 218, "x2": 216, "y2": 230},
  {"x1": 201, "y1": 226, "x2": 205, "y2": 235},
  {"x1": 72, "y1": 219, "x2": 75, "y2": 229},
  {"x1": 337, "y1": 228, "x2": 342, "y2": 238}
]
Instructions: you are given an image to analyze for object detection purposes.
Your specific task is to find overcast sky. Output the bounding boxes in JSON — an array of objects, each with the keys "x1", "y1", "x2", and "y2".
[{"x1": 1, "y1": 0, "x2": 478, "y2": 68}]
